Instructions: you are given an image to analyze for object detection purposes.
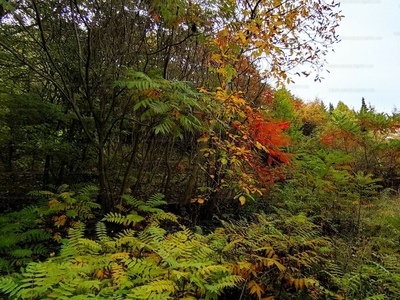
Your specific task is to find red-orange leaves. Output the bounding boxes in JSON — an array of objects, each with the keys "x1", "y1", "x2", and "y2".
[
  {"x1": 279, "y1": 121, "x2": 290, "y2": 130},
  {"x1": 232, "y1": 112, "x2": 292, "y2": 185},
  {"x1": 250, "y1": 117, "x2": 291, "y2": 150}
]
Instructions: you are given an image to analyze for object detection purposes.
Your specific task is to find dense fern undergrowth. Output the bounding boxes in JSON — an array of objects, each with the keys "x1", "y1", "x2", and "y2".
[{"x1": 0, "y1": 183, "x2": 399, "y2": 300}]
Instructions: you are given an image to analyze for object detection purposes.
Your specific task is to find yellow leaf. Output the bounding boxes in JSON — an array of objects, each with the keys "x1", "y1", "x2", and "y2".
[
  {"x1": 49, "y1": 198, "x2": 59, "y2": 208},
  {"x1": 96, "y1": 270, "x2": 105, "y2": 279},
  {"x1": 299, "y1": 278, "x2": 304, "y2": 290},
  {"x1": 111, "y1": 252, "x2": 129, "y2": 260},
  {"x1": 191, "y1": 197, "x2": 205, "y2": 204},
  {"x1": 239, "y1": 196, "x2": 246, "y2": 205},
  {"x1": 197, "y1": 137, "x2": 208, "y2": 143},
  {"x1": 53, "y1": 215, "x2": 67, "y2": 227},
  {"x1": 273, "y1": 260, "x2": 286, "y2": 272},
  {"x1": 255, "y1": 141, "x2": 263, "y2": 150},
  {"x1": 248, "y1": 280, "x2": 264, "y2": 299},
  {"x1": 294, "y1": 279, "x2": 299, "y2": 290},
  {"x1": 53, "y1": 232, "x2": 62, "y2": 242},
  {"x1": 236, "y1": 31, "x2": 247, "y2": 44},
  {"x1": 273, "y1": 0, "x2": 281, "y2": 6}
]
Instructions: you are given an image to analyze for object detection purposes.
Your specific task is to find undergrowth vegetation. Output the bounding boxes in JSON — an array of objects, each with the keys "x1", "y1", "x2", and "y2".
[{"x1": 1, "y1": 186, "x2": 400, "y2": 299}]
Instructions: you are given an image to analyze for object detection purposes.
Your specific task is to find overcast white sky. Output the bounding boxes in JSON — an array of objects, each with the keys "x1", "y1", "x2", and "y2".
[{"x1": 285, "y1": 0, "x2": 400, "y2": 114}]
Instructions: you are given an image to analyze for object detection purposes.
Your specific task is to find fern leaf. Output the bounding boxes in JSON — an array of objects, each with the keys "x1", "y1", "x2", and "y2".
[
  {"x1": 20, "y1": 229, "x2": 52, "y2": 243},
  {"x1": 146, "y1": 193, "x2": 167, "y2": 208},
  {"x1": 365, "y1": 294, "x2": 387, "y2": 300},
  {"x1": 121, "y1": 194, "x2": 144, "y2": 207},
  {"x1": 95, "y1": 221, "x2": 109, "y2": 243},
  {"x1": 134, "y1": 98, "x2": 153, "y2": 111},
  {"x1": 0, "y1": 277, "x2": 20, "y2": 296},
  {"x1": 10, "y1": 248, "x2": 33, "y2": 258},
  {"x1": 127, "y1": 279, "x2": 177, "y2": 299},
  {"x1": 178, "y1": 114, "x2": 202, "y2": 132},
  {"x1": 151, "y1": 212, "x2": 179, "y2": 225},
  {"x1": 78, "y1": 238, "x2": 102, "y2": 254},
  {"x1": 27, "y1": 190, "x2": 54, "y2": 198},
  {"x1": 154, "y1": 118, "x2": 175, "y2": 135},
  {"x1": 116, "y1": 71, "x2": 159, "y2": 91},
  {"x1": 140, "y1": 226, "x2": 166, "y2": 244},
  {"x1": 102, "y1": 212, "x2": 144, "y2": 226},
  {"x1": 216, "y1": 275, "x2": 244, "y2": 290},
  {"x1": 149, "y1": 100, "x2": 169, "y2": 114}
]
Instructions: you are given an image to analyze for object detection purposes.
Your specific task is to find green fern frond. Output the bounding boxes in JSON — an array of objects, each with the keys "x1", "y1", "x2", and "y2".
[
  {"x1": 77, "y1": 185, "x2": 98, "y2": 196},
  {"x1": 69, "y1": 222, "x2": 85, "y2": 243},
  {"x1": 115, "y1": 228, "x2": 135, "y2": 239},
  {"x1": 150, "y1": 212, "x2": 179, "y2": 226},
  {"x1": 16, "y1": 262, "x2": 50, "y2": 298},
  {"x1": 27, "y1": 190, "x2": 54, "y2": 198},
  {"x1": 0, "y1": 257, "x2": 11, "y2": 273},
  {"x1": 19, "y1": 204, "x2": 39, "y2": 216},
  {"x1": 110, "y1": 262, "x2": 132, "y2": 289},
  {"x1": 20, "y1": 229, "x2": 52, "y2": 243},
  {"x1": 96, "y1": 222, "x2": 110, "y2": 243},
  {"x1": 214, "y1": 274, "x2": 244, "y2": 290},
  {"x1": 127, "y1": 279, "x2": 177, "y2": 299},
  {"x1": 198, "y1": 265, "x2": 230, "y2": 276},
  {"x1": 381, "y1": 254, "x2": 400, "y2": 272},
  {"x1": 154, "y1": 117, "x2": 176, "y2": 135},
  {"x1": 0, "y1": 277, "x2": 20, "y2": 297},
  {"x1": 121, "y1": 194, "x2": 144, "y2": 208},
  {"x1": 115, "y1": 71, "x2": 160, "y2": 92},
  {"x1": 365, "y1": 295, "x2": 387, "y2": 300},
  {"x1": 178, "y1": 114, "x2": 202, "y2": 132},
  {"x1": 48, "y1": 282, "x2": 76, "y2": 299},
  {"x1": 59, "y1": 241, "x2": 78, "y2": 260},
  {"x1": 137, "y1": 206, "x2": 164, "y2": 214},
  {"x1": 146, "y1": 193, "x2": 167, "y2": 208},
  {"x1": 134, "y1": 98, "x2": 153, "y2": 111},
  {"x1": 114, "y1": 234, "x2": 146, "y2": 250},
  {"x1": 10, "y1": 248, "x2": 33, "y2": 258},
  {"x1": 59, "y1": 222, "x2": 86, "y2": 259},
  {"x1": 79, "y1": 238, "x2": 102, "y2": 254},
  {"x1": 31, "y1": 244, "x2": 49, "y2": 256},
  {"x1": 102, "y1": 212, "x2": 145, "y2": 226},
  {"x1": 324, "y1": 260, "x2": 344, "y2": 278},
  {"x1": 139, "y1": 226, "x2": 166, "y2": 244},
  {"x1": 0, "y1": 234, "x2": 18, "y2": 249},
  {"x1": 124, "y1": 257, "x2": 164, "y2": 283},
  {"x1": 149, "y1": 100, "x2": 169, "y2": 114}
]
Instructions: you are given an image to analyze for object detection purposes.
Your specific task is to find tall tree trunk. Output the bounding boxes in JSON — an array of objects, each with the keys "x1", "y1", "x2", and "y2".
[
  {"x1": 181, "y1": 142, "x2": 205, "y2": 208},
  {"x1": 98, "y1": 144, "x2": 114, "y2": 212},
  {"x1": 42, "y1": 154, "x2": 51, "y2": 188},
  {"x1": 119, "y1": 132, "x2": 140, "y2": 205}
]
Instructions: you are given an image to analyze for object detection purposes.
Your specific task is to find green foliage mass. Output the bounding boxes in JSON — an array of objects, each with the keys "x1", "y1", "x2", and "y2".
[
  {"x1": 0, "y1": 193, "x2": 244, "y2": 300},
  {"x1": 4, "y1": 186, "x2": 399, "y2": 299},
  {"x1": 0, "y1": 205, "x2": 52, "y2": 274}
]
